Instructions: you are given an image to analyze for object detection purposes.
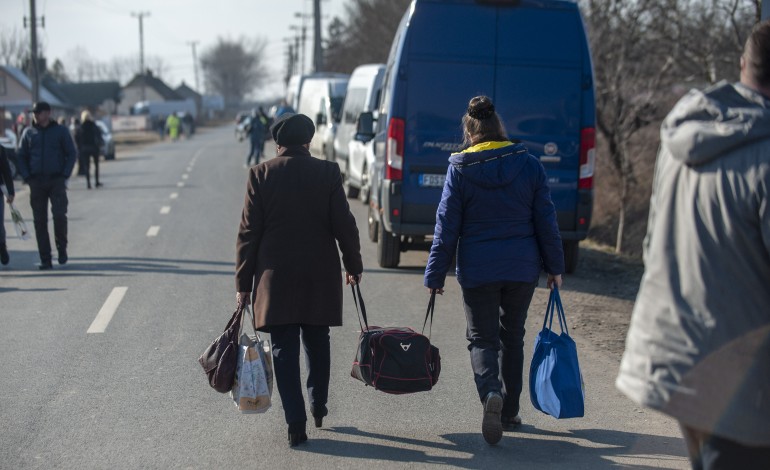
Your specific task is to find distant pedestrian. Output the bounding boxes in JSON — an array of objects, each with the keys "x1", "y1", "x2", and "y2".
[
  {"x1": 616, "y1": 20, "x2": 770, "y2": 470},
  {"x1": 14, "y1": 112, "x2": 30, "y2": 146},
  {"x1": 16, "y1": 101, "x2": 77, "y2": 270},
  {"x1": 166, "y1": 113, "x2": 180, "y2": 141},
  {"x1": 75, "y1": 111, "x2": 103, "y2": 189},
  {"x1": 182, "y1": 111, "x2": 194, "y2": 139},
  {"x1": 423, "y1": 96, "x2": 564, "y2": 445},
  {"x1": 235, "y1": 113, "x2": 362, "y2": 447},
  {"x1": 0, "y1": 145, "x2": 16, "y2": 265},
  {"x1": 245, "y1": 109, "x2": 267, "y2": 167}
]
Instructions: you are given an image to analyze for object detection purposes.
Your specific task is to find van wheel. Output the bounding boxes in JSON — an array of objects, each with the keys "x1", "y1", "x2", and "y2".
[
  {"x1": 377, "y1": 223, "x2": 400, "y2": 268},
  {"x1": 563, "y1": 240, "x2": 579, "y2": 273},
  {"x1": 359, "y1": 163, "x2": 370, "y2": 204},
  {"x1": 368, "y1": 205, "x2": 378, "y2": 242}
]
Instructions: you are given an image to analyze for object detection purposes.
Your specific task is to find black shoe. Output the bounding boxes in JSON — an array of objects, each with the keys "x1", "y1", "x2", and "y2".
[
  {"x1": 288, "y1": 432, "x2": 308, "y2": 447},
  {"x1": 96, "y1": 182, "x2": 103, "y2": 188},
  {"x1": 482, "y1": 392, "x2": 503, "y2": 445},
  {"x1": 311, "y1": 405, "x2": 328, "y2": 428},
  {"x1": 58, "y1": 250, "x2": 68, "y2": 265},
  {"x1": 502, "y1": 415, "x2": 522, "y2": 431},
  {"x1": 0, "y1": 244, "x2": 8, "y2": 265},
  {"x1": 38, "y1": 261, "x2": 53, "y2": 270}
]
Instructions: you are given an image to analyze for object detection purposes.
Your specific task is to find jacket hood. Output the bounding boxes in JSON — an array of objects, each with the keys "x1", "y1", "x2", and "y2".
[
  {"x1": 448, "y1": 141, "x2": 529, "y2": 188},
  {"x1": 661, "y1": 81, "x2": 770, "y2": 166}
]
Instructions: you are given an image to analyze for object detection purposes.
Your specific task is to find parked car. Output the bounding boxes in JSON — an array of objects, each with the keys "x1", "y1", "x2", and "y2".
[
  {"x1": 295, "y1": 75, "x2": 349, "y2": 160},
  {"x1": 369, "y1": 0, "x2": 596, "y2": 272},
  {"x1": 95, "y1": 120, "x2": 115, "y2": 160},
  {"x1": 334, "y1": 64, "x2": 386, "y2": 199}
]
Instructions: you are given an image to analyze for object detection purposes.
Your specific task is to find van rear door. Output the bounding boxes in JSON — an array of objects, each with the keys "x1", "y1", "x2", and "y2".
[
  {"x1": 495, "y1": 3, "x2": 589, "y2": 234},
  {"x1": 400, "y1": 2, "x2": 498, "y2": 230}
]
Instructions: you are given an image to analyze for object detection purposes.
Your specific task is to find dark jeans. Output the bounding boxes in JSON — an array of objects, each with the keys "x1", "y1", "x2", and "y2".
[
  {"x1": 462, "y1": 280, "x2": 537, "y2": 418},
  {"x1": 28, "y1": 176, "x2": 68, "y2": 264},
  {"x1": 682, "y1": 425, "x2": 770, "y2": 470},
  {"x1": 79, "y1": 146, "x2": 100, "y2": 186},
  {"x1": 246, "y1": 138, "x2": 264, "y2": 166},
  {"x1": 267, "y1": 324, "x2": 330, "y2": 433}
]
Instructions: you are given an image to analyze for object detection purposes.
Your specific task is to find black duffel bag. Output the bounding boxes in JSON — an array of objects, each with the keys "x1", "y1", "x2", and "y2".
[
  {"x1": 351, "y1": 284, "x2": 440, "y2": 394},
  {"x1": 198, "y1": 307, "x2": 244, "y2": 393}
]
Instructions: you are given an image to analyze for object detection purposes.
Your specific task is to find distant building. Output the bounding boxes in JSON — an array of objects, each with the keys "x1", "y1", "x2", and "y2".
[
  {"x1": 174, "y1": 81, "x2": 202, "y2": 119},
  {"x1": 44, "y1": 77, "x2": 122, "y2": 117},
  {"x1": 0, "y1": 65, "x2": 67, "y2": 115},
  {"x1": 119, "y1": 70, "x2": 183, "y2": 115}
]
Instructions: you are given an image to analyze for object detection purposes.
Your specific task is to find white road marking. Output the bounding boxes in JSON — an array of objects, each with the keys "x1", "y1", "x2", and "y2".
[
  {"x1": 146, "y1": 226, "x2": 160, "y2": 237},
  {"x1": 177, "y1": 182, "x2": 185, "y2": 187},
  {"x1": 186, "y1": 167, "x2": 192, "y2": 172},
  {"x1": 87, "y1": 287, "x2": 128, "y2": 334},
  {"x1": 170, "y1": 193, "x2": 178, "y2": 199},
  {"x1": 160, "y1": 206, "x2": 171, "y2": 214},
  {"x1": 182, "y1": 174, "x2": 189, "y2": 180}
]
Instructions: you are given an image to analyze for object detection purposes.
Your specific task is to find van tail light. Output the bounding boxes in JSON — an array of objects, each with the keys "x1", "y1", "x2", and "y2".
[
  {"x1": 386, "y1": 118, "x2": 404, "y2": 181},
  {"x1": 578, "y1": 127, "x2": 595, "y2": 190}
]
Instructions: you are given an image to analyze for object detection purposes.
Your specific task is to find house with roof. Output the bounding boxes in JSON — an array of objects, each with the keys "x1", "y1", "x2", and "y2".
[
  {"x1": 44, "y1": 78, "x2": 122, "y2": 117},
  {"x1": 0, "y1": 65, "x2": 67, "y2": 115},
  {"x1": 119, "y1": 70, "x2": 183, "y2": 115},
  {"x1": 174, "y1": 81, "x2": 202, "y2": 118}
]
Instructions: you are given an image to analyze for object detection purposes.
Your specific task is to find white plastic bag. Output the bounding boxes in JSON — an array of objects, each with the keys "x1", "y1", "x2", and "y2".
[
  {"x1": 9, "y1": 202, "x2": 29, "y2": 240},
  {"x1": 230, "y1": 332, "x2": 273, "y2": 414}
]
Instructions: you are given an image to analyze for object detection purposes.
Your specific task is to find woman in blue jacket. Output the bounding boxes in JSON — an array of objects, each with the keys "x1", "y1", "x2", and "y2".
[{"x1": 424, "y1": 96, "x2": 564, "y2": 445}]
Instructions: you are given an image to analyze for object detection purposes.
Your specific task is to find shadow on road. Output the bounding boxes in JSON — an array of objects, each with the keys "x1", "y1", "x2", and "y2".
[
  {"x1": 0, "y1": 256, "x2": 231, "y2": 278},
  {"x1": 301, "y1": 425, "x2": 685, "y2": 469}
]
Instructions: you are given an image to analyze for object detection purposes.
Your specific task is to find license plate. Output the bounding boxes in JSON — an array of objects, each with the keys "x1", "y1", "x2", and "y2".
[{"x1": 419, "y1": 174, "x2": 446, "y2": 187}]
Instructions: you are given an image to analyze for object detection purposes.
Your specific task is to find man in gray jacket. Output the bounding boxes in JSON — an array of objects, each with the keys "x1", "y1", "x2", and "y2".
[
  {"x1": 17, "y1": 101, "x2": 77, "y2": 270},
  {"x1": 616, "y1": 21, "x2": 770, "y2": 469}
]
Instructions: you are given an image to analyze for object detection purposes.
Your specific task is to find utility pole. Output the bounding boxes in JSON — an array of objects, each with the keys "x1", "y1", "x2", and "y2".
[
  {"x1": 131, "y1": 11, "x2": 151, "y2": 101},
  {"x1": 24, "y1": 0, "x2": 44, "y2": 103},
  {"x1": 187, "y1": 40, "x2": 200, "y2": 92},
  {"x1": 313, "y1": 0, "x2": 323, "y2": 72}
]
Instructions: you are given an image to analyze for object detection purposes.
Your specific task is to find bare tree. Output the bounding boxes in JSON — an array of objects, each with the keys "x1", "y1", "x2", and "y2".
[
  {"x1": 583, "y1": 0, "x2": 677, "y2": 253},
  {"x1": 324, "y1": 0, "x2": 411, "y2": 73},
  {"x1": 0, "y1": 26, "x2": 27, "y2": 68},
  {"x1": 200, "y1": 36, "x2": 268, "y2": 108}
]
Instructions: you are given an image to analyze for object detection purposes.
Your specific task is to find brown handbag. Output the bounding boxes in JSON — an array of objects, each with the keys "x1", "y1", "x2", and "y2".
[{"x1": 198, "y1": 307, "x2": 244, "y2": 393}]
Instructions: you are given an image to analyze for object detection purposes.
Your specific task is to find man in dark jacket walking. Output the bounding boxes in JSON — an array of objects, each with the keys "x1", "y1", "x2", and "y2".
[{"x1": 16, "y1": 101, "x2": 77, "y2": 270}]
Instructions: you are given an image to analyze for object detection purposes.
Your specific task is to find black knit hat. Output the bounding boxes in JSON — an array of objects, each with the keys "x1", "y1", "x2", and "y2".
[
  {"x1": 32, "y1": 101, "x2": 51, "y2": 113},
  {"x1": 270, "y1": 113, "x2": 315, "y2": 146}
]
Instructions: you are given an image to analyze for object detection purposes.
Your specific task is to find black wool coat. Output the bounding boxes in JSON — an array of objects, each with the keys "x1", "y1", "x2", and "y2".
[{"x1": 235, "y1": 145, "x2": 363, "y2": 330}]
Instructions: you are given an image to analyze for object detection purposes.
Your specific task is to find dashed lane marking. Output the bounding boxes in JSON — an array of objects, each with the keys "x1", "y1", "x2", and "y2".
[
  {"x1": 170, "y1": 193, "x2": 178, "y2": 199},
  {"x1": 146, "y1": 226, "x2": 160, "y2": 237},
  {"x1": 177, "y1": 182, "x2": 185, "y2": 187},
  {"x1": 87, "y1": 287, "x2": 128, "y2": 334},
  {"x1": 160, "y1": 206, "x2": 171, "y2": 214},
  {"x1": 182, "y1": 174, "x2": 189, "y2": 180}
]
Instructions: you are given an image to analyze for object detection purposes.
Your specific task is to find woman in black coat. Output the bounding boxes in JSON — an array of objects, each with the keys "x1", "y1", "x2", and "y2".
[
  {"x1": 0, "y1": 146, "x2": 16, "y2": 264},
  {"x1": 75, "y1": 111, "x2": 102, "y2": 189},
  {"x1": 235, "y1": 113, "x2": 363, "y2": 447}
]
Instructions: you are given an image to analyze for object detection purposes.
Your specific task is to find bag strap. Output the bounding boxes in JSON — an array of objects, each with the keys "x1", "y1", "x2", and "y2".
[
  {"x1": 542, "y1": 287, "x2": 569, "y2": 335},
  {"x1": 226, "y1": 306, "x2": 244, "y2": 333},
  {"x1": 421, "y1": 291, "x2": 436, "y2": 338},
  {"x1": 242, "y1": 305, "x2": 263, "y2": 341},
  {"x1": 351, "y1": 283, "x2": 369, "y2": 331}
]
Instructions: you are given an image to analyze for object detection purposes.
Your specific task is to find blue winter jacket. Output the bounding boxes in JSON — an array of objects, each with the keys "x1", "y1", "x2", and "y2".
[
  {"x1": 424, "y1": 141, "x2": 564, "y2": 289},
  {"x1": 16, "y1": 121, "x2": 77, "y2": 181}
]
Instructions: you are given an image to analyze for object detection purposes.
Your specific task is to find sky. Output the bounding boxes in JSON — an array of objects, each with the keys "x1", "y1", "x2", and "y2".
[{"x1": 1, "y1": 0, "x2": 349, "y2": 100}]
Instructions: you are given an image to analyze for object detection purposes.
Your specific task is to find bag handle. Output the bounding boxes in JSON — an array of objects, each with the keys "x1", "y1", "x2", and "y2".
[
  {"x1": 421, "y1": 291, "x2": 436, "y2": 338},
  {"x1": 226, "y1": 306, "x2": 244, "y2": 333},
  {"x1": 542, "y1": 287, "x2": 569, "y2": 335},
  {"x1": 351, "y1": 283, "x2": 369, "y2": 332},
  {"x1": 241, "y1": 305, "x2": 263, "y2": 341}
]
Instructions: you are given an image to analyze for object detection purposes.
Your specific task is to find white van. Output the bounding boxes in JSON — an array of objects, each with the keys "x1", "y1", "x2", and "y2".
[
  {"x1": 296, "y1": 76, "x2": 349, "y2": 160},
  {"x1": 333, "y1": 64, "x2": 386, "y2": 199}
]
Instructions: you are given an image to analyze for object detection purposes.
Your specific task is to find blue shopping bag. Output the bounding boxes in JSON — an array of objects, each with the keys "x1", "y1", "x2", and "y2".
[{"x1": 529, "y1": 288, "x2": 584, "y2": 419}]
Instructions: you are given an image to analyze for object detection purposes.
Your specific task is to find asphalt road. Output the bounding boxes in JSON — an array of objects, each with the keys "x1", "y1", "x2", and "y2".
[{"x1": 0, "y1": 126, "x2": 689, "y2": 469}]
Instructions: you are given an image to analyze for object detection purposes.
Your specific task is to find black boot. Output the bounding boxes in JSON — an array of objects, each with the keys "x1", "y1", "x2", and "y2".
[
  {"x1": 0, "y1": 244, "x2": 9, "y2": 265},
  {"x1": 311, "y1": 404, "x2": 327, "y2": 428},
  {"x1": 287, "y1": 422, "x2": 307, "y2": 447}
]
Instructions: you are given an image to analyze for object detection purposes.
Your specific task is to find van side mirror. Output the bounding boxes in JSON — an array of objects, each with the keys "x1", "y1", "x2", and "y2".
[
  {"x1": 316, "y1": 112, "x2": 327, "y2": 126},
  {"x1": 354, "y1": 112, "x2": 375, "y2": 142}
]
